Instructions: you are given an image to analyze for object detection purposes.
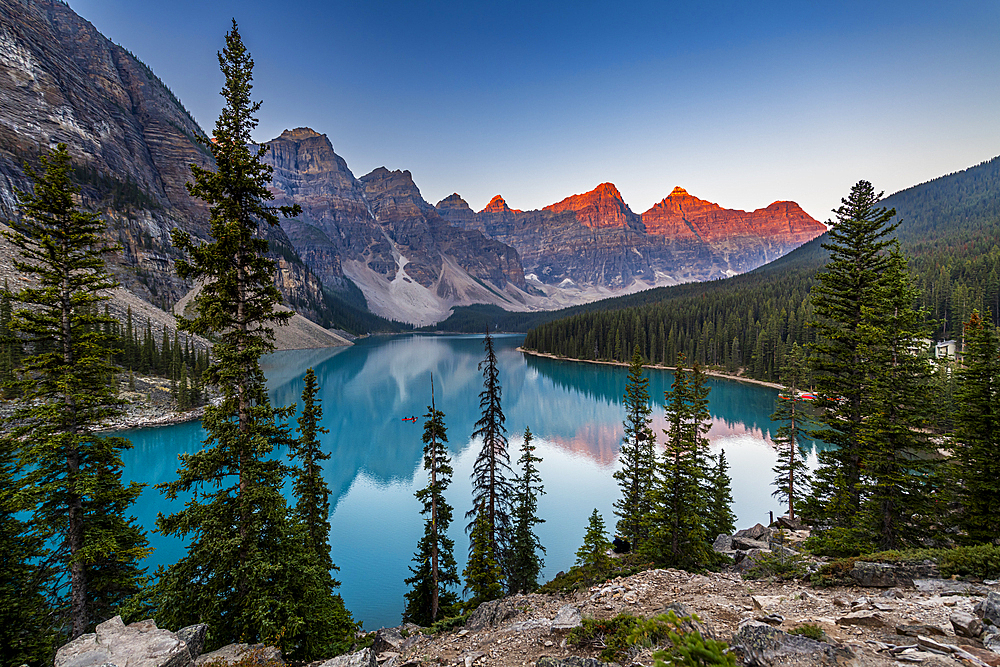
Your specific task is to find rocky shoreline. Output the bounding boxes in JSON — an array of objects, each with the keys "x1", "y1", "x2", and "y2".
[{"x1": 517, "y1": 348, "x2": 785, "y2": 391}]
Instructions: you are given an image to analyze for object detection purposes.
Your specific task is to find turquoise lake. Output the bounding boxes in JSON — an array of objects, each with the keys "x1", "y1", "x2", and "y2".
[{"x1": 120, "y1": 333, "x2": 817, "y2": 631}]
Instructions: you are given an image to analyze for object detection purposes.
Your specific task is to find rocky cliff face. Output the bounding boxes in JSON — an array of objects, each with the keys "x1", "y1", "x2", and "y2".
[
  {"x1": 437, "y1": 183, "x2": 825, "y2": 288},
  {"x1": 0, "y1": 0, "x2": 332, "y2": 323},
  {"x1": 263, "y1": 128, "x2": 530, "y2": 325}
]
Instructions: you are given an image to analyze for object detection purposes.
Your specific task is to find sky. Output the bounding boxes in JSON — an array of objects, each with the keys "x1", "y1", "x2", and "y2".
[{"x1": 67, "y1": 0, "x2": 1000, "y2": 221}]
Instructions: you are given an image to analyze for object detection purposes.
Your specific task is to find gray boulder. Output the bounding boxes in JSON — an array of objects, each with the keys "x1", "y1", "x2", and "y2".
[
  {"x1": 849, "y1": 561, "x2": 902, "y2": 588},
  {"x1": 176, "y1": 625, "x2": 207, "y2": 661},
  {"x1": 732, "y1": 620, "x2": 854, "y2": 667},
  {"x1": 951, "y1": 611, "x2": 985, "y2": 639},
  {"x1": 56, "y1": 616, "x2": 192, "y2": 667},
  {"x1": 735, "y1": 523, "x2": 770, "y2": 541},
  {"x1": 317, "y1": 648, "x2": 377, "y2": 667},
  {"x1": 551, "y1": 605, "x2": 583, "y2": 631},
  {"x1": 712, "y1": 534, "x2": 734, "y2": 552},
  {"x1": 733, "y1": 536, "x2": 771, "y2": 551},
  {"x1": 195, "y1": 644, "x2": 283, "y2": 666},
  {"x1": 372, "y1": 628, "x2": 405, "y2": 654},
  {"x1": 733, "y1": 548, "x2": 773, "y2": 576},
  {"x1": 975, "y1": 591, "x2": 1000, "y2": 628},
  {"x1": 465, "y1": 598, "x2": 523, "y2": 631}
]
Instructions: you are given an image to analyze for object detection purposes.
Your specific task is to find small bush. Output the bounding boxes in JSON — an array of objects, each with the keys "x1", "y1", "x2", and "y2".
[
  {"x1": 538, "y1": 553, "x2": 654, "y2": 594},
  {"x1": 746, "y1": 551, "x2": 808, "y2": 581},
  {"x1": 429, "y1": 613, "x2": 468, "y2": 634},
  {"x1": 938, "y1": 544, "x2": 1000, "y2": 579},
  {"x1": 568, "y1": 614, "x2": 642, "y2": 662},
  {"x1": 788, "y1": 624, "x2": 826, "y2": 642},
  {"x1": 811, "y1": 544, "x2": 1000, "y2": 586},
  {"x1": 651, "y1": 612, "x2": 735, "y2": 667},
  {"x1": 569, "y1": 611, "x2": 733, "y2": 666}
]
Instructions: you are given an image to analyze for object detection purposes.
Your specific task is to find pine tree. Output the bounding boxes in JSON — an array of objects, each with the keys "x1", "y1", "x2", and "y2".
[
  {"x1": 952, "y1": 309, "x2": 1000, "y2": 545},
  {"x1": 152, "y1": 22, "x2": 341, "y2": 658},
  {"x1": 287, "y1": 368, "x2": 355, "y2": 655},
  {"x1": 706, "y1": 449, "x2": 736, "y2": 540},
  {"x1": 404, "y1": 375, "x2": 460, "y2": 625},
  {"x1": 575, "y1": 509, "x2": 612, "y2": 572},
  {"x1": 507, "y1": 426, "x2": 545, "y2": 595},
  {"x1": 290, "y1": 368, "x2": 333, "y2": 570},
  {"x1": 807, "y1": 180, "x2": 899, "y2": 547},
  {"x1": 3, "y1": 144, "x2": 149, "y2": 638},
  {"x1": 613, "y1": 345, "x2": 656, "y2": 550},
  {"x1": 466, "y1": 328, "x2": 513, "y2": 595},
  {"x1": 856, "y1": 246, "x2": 937, "y2": 551},
  {"x1": 770, "y1": 343, "x2": 811, "y2": 520},
  {"x1": 643, "y1": 357, "x2": 714, "y2": 569},
  {"x1": 463, "y1": 504, "x2": 504, "y2": 609}
]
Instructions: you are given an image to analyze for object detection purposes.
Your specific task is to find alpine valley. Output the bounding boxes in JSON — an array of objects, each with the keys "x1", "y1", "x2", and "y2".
[{"x1": 0, "y1": 0, "x2": 826, "y2": 329}]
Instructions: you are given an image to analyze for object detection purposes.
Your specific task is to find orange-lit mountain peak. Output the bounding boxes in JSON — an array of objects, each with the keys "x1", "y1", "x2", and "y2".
[
  {"x1": 641, "y1": 187, "x2": 825, "y2": 244},
  {"x1": 482, "y1": 195, "x2": 514, "y2": 214},
  {"x1": 543, "y1": 182, "x2": 633, "y2": 228}
]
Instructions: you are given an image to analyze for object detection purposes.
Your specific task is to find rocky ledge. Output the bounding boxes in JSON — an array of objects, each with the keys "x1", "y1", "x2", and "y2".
[{"x1": 56, "y1": 569, "x2": 1000, "y2": 667}]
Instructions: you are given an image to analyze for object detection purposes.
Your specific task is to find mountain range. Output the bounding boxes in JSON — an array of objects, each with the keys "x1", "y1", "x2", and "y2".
[{"x1": 0, "y1": 0, "x2": 826, "y2": 329}]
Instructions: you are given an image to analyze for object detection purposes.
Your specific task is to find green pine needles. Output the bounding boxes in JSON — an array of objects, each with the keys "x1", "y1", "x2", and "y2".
[
  {"x1": 150, "y1": 22, "x2": 350, "y2": 658},
  {"x1": 3, "y1": 143, "x2": 149, "y2": 641},
  {"x1": 404, "y1": 374, "x2": 460, "y2": 626},
  {"x1": 614, "y1": 345, "x2": 656, "y2": 551},
  {"x1": 507, "y1": 426, "x2": 546, "y2": 594},
  {"x1": 643, "y1": 358, "x2": 721, "y2": 570},
  {"x1": 770, "y1": 343, "x2": 811, "y2": 520},
  {"x1": 465, "y1": 329, "x2": 513, "y2": 600}
]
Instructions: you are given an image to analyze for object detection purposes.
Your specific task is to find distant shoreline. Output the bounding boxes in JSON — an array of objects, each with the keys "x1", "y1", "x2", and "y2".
[{"x1": 516, "y1": 347, "x2": 786, "y2": 391}]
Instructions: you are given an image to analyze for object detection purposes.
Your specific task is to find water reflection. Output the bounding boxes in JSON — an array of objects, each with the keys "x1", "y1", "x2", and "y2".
[{"x1": 122, "y1": 333, "x2": 817, "y2": 630}]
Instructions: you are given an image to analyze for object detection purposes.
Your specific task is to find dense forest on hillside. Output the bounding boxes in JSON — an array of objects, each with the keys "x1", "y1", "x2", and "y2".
[{"x1": 521, "y1": 156, "x2": 1000, "y2": 383}]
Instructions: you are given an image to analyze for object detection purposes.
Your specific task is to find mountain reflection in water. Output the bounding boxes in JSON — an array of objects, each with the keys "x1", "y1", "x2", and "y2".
[{"x1": 121, "y1": 333, "x2": 820, "y2": 630}]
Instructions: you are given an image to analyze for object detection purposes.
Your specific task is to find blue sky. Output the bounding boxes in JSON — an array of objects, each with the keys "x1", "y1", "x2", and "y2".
[{"x1": 68, "y1": 0, "x2": 1000, "y2": 220}]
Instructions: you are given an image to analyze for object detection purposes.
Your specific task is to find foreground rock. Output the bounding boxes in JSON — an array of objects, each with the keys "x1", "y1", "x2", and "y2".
[{"x1": 55, "y1": 616, "x2": 206, "y2": 667}]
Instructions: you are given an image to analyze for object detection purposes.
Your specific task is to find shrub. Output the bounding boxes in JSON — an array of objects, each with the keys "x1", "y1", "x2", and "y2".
[
  {"x1": 569, "y1": 611, "x2": 734, "y2": 666},
  {"x1": 746, "y1": 551, "x2": 809, "y2": 581},
  {"x1": 651, "y1": 612, "x2": 735, "y2": 667},
  {"x1": 788, "y1": 624, "x2": 827, "y2": 642},
  {"x1": 429, "y1": 612, "x2": 468, "y2": 634},
  {"x1": 568, "y1": 614, "x2": 641, "y2": 662}
]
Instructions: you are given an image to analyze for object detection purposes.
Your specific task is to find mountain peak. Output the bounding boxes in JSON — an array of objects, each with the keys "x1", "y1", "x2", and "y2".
[
  {"x1": 436, "y1": 193, "x2": 473, "y2": 213},
  {"x1": 278, "y1": 127, "x2": 325, "y2": 141},
  {"x1": 483, "y1": 195, "x2": 513, "y2": 213},
  {"x1": 669, "y1": 186, "x2": 690, "y2": 197},
  {"x1": 544, "y1": 182, "x2": 633, "y2": 228}
]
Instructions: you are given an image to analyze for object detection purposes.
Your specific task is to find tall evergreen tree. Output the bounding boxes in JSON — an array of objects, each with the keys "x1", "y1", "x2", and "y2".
[
  {"x1": 507, "y1": 426, "x2": 545, "y2": 595},
  {"x1": 856, "y1": 246, "x2": 937, "y2": 551},
  {"x1": 575, "y1": 509, "x2": 612, "y2": 572},
  {"x1": 3, "y1": 144, "x2": 149, "y2": 638},
  {"x1": 807, "y1": 180, "x2": 899, "y2": 546},
  {"x1": 152, "y1": 23, "x2": 343, "y2": 658},
  {"x1": 466, "y1": 329, "x2": 513, "y2": 594},
  {"x1": 288, "y1": 368, "x2": 355, "y2": 655},
  {"x1": 404, "y1": 375, "x2": 460, "y2": 626},
  {"x1": 290, "y1": 368, "x2": 333, "y2": 571},
  {"x1": 770, "y1": 343, "x2": 811, "y2": 520},
  {"x1": 706, "y1": 449, "x2": 736, "y2": 540},
  {"x1": 463, "y1": 504, "x2": 504, "y2": 609},
  {"x1": 643, "y1": 357, "x2": 715, "y2": 569},
  {"x1": 613, "y1": 345, "x2": 656, "y2": 550},
  {"x1": 952, "y1": 309, "x2": 1000, "y2": 545}
]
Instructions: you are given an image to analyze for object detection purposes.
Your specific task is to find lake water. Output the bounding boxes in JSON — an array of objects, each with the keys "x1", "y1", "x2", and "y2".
[{"x1": 120, "y1": 333, "x2": 818, "y2": 630}]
